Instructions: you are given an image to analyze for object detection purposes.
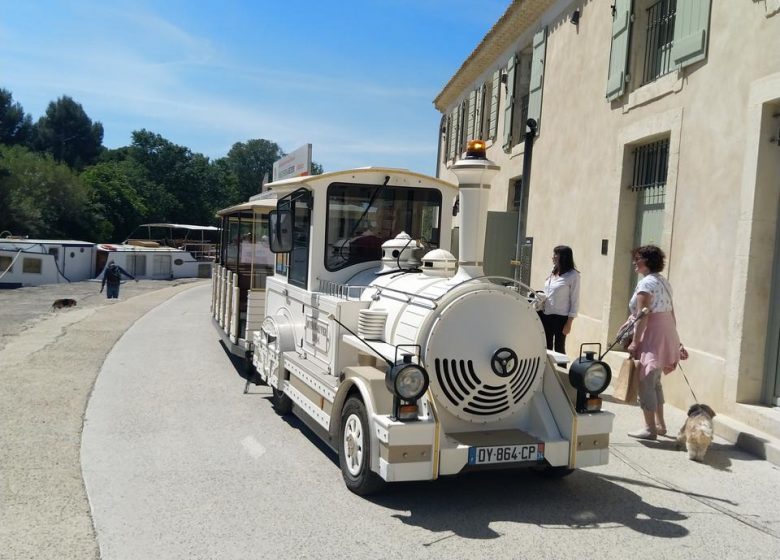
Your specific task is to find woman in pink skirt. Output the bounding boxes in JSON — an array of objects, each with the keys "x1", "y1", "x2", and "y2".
[{"x1": 624, "y1": 245, "x2": 687, "y2": 440}]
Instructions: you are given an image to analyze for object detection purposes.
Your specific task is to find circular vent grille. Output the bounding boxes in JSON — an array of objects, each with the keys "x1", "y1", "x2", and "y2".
[
  {"x1": 434, "y1": 356, "x2": 541, "y2": 417},
  {"x1": 423, "y1": 288, "x2": 546, "y2": 423}
]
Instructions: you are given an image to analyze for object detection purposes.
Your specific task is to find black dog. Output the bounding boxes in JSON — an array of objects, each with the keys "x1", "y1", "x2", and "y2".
[{"x1": 51, "y1": 298, "x2": 77, "y2": 310}]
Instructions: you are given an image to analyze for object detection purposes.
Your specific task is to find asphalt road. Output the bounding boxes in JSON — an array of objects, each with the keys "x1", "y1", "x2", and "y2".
[{"x1": 82, "y1": 284, "x2": 780, "y2": 560}]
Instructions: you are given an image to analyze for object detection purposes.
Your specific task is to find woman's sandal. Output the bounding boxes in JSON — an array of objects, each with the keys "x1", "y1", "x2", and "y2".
[{"x1": 656, "y1": 425, "x2": 667, "y2": 436}]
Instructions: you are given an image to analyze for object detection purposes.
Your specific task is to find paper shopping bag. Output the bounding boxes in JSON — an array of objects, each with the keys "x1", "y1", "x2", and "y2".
[{"x1": 612, "y1": 358, "x2": 638, "y2": 403}]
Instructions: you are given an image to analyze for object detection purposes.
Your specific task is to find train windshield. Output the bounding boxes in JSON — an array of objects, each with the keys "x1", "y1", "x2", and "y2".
[{"x1": 325, "y1": 182, "x2": 442, "y2": 271}]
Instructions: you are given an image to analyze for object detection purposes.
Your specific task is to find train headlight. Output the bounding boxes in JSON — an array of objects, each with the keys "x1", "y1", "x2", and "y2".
[
  {"x1": 386, "y1": 360, "x2": 429, "y2": 401},
  {"x1": 568, "y1": 350, "x2": 612, "y2": 413}
]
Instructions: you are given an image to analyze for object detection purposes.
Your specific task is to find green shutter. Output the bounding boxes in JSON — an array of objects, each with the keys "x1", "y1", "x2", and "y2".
[
  {"x1": 474, "y1": 85, "x2": 484, "y2": 140},
  {"x1": 467, "y1": 90, "x2": 476, "y2": 142},
  {"x1": 489, "y1": 70, "x2": 500, "y2": 140},
  {"x1": 444, "y1": 114, "x2": 452, "y2": 163},
  {"x1": 454, "y1": 103, "x2": 463, "y2": 157},
  {"x1": 447, "y1": 109, "x2": 457, "y2": 161},
  {"x1": 606, "y1": 0, "x2": 632, "y2": 101},
  {"x1": 527, "y1": 27, "x2": 547, "y2": 131},
  {"x1": 503, "y1": 55, "x2": 516, "y2": 150},
  {"x1": 671, "y1": 0, "x2": 711, "y2": 67}
]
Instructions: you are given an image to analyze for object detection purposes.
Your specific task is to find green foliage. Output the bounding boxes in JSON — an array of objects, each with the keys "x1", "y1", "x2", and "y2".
[
  {"x1": 0, "y1": 145, "x2": 99, "y2": 239},
  {"x1": 1, "y1": 87, "x2": 329, "y2": 243},
  {"x1": 33, "y1": 95, "x2": 104, "y2": 170},
  {"x1": 0, "y1": 88, "x2": 33, "y2": 146},
  {"x1": 225, "y1": 139, "x2": 285, "y2": 201},
  {"x1": 81, "y1": 160, "x2": 148, "y2": 242}
]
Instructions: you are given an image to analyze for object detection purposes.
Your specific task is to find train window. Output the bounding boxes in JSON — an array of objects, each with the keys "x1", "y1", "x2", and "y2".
[{"x1": 325, "y1": 182, "x2": 442, "y2": 271}]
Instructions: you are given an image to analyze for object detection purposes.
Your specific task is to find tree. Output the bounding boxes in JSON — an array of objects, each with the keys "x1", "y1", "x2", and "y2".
[
  {"x1": 0, "y1": 88, "x2": 33, "y2": 146},
  {"x1": 33, "y1": 95, "x2": 104, "y2": 170},
  {"x1": 225, "y1": 139, "x2": 285, "y2": 202},
  {"x1": 0, "y1": 145, "x2": 98, "y2": 239},
  {"x1": 81, "y1": 160, "x2": 148, "y2": 242}
]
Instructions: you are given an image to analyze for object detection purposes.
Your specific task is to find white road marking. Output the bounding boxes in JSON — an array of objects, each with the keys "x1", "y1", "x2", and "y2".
[{"x1": 241, "y1": 435, "x2": 266, "y2": 459}]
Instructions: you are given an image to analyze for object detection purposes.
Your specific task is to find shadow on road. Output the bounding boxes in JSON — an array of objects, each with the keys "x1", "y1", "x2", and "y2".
[{"x1": 369, "y1": 469, "x2": 690, "y2": 541}]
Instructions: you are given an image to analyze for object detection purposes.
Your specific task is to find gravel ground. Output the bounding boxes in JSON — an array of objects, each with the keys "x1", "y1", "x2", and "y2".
[
  {"x1": 0, "y1": 279, "x2": 201, "y2": 353},
  {"x1": 0, "y1": 278, "x2": 206, "y2": 559}
]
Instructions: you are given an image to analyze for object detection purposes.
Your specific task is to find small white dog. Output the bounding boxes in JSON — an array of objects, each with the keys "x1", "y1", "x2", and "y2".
[{"x1": 677, "y1": 403, "x2": 716, "y2": 462}]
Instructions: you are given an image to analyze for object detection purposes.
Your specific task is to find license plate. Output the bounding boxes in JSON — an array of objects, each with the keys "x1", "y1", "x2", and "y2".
[{"x1": 468, "y1": 443, "x2": 545, "y2": 465}]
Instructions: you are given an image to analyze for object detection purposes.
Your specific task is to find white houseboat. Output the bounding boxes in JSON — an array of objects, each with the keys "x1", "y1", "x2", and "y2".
[{"x1": 0, "y1": 238, "x2": 96, "y2": 288}]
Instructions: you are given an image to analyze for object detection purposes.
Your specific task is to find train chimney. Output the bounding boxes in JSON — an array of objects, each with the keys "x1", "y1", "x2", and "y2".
[{"x1": 449, "y1": 140, "x2": 500, "y2": 283}]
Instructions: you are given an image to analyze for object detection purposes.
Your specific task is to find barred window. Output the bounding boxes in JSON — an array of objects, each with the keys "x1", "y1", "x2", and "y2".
[
  {"x1": 642, "y1": 0, "x2": 677, "y2": 85},
  {"x1": 629, "y1": 139, "x2": 669, "y2": 191}
]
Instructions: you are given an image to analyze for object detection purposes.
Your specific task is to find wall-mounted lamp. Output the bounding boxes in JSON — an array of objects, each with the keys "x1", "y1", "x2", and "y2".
[{"x1": 571, "y1": 9, "x2": 581, "y2": 25}]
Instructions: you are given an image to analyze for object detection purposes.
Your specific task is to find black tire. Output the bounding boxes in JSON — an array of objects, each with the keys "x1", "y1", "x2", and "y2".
[
  {"x1": 270, "y1": 386, "x2": 292, "y2": 415},
  {"x1": 535, "y1": 465, "x2": 575, "y2": 479},
  {"x1": 339, "y1": 397, "x2": 386, "y2": 496}
]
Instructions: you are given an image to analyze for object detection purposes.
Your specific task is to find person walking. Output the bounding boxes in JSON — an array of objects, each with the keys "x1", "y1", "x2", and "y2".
[
  {"x1": 538, "y1": 245, "x2": 580, "y2": 354},
  {"x1": 100, "y1": 261, "x2": 137, "y2": 299},
  {"x1": 623, "y1": 245, "x2": 687, "y2": 440}
]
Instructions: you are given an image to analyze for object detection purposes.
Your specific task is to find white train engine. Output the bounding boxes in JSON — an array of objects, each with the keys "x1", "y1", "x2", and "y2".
[{"x1": 251, "y1": 143, "x2": 615, "y2": 494}]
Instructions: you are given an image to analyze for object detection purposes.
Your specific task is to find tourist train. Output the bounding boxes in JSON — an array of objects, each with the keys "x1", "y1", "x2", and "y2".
[{"x1": 212, "y1": 142, "x2": 615, "y2": 494}]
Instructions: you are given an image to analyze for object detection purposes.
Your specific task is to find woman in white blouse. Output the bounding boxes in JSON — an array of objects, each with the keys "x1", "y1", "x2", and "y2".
[{"x1": 539, "y1": 245, "x2": 580, "y2": 354}]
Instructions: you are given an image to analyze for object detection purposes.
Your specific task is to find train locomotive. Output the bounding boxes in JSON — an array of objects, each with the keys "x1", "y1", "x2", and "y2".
[{"x1": 247, "y1": 141, "x2": 615, "y2": 494}]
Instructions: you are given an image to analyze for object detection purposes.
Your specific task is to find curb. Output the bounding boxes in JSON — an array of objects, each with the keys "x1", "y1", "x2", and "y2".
[{"x1": 715, "y1": 415, "x2": 780, "y2": 467}]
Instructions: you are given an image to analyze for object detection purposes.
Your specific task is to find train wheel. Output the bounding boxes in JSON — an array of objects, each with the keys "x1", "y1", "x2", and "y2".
[
  {"x1": 339, "y1": 397, "x2": 385, "y2": 495},
  {"x1": 270, "y1": 386, "x2": 292, "y2": 415}
]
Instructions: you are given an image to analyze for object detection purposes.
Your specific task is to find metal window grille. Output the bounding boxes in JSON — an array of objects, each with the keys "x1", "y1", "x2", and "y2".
[
  {"x1": 642, "y1": 0, "x2": 677, "y2": 85},
  {"x1": 629, "y1": 139, "x2": 669, "y2": 191}
]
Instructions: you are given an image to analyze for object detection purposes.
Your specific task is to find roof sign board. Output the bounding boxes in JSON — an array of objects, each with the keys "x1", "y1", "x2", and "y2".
[{"x1": 272, "y1": 144, "x2": 312, "y2": 182}]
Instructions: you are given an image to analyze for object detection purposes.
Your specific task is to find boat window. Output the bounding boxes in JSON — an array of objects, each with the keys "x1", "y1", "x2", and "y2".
[
  {"x1": 325, "y1": 182, "x2": 442, "y2": 271},
  {"x1": 22, "y1": 258, "x2": 42, "y2": 274},
  {"x1": 0, "y1": 256, "x2": 13, "y2": 273}
]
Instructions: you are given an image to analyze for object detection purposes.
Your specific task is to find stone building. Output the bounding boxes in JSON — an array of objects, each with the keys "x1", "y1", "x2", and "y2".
[{"x1": 434, "y1": 0, "x2": 780, "y2": 446}]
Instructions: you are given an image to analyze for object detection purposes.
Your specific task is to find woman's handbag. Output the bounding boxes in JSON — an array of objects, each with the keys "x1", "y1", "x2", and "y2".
[{"x1": 613, "y1": 358, "x2": 638, "y2": 403}]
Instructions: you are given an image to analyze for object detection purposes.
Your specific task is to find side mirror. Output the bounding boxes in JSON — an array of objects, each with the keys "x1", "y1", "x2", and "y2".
[{"x1": 269, "y1": 209, "x2": 293, "y2": 253}]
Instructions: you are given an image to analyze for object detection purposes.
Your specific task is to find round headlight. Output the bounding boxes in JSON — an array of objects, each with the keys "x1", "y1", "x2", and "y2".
[
  {"x1": 569, "y1": 355, "x2": 612, "y2": 395},
  {"x1": 386, "y1": 363, "x2": 429, "y2": 401},
  {"x1": 583, "y1": 363, "x2": 610, "y2": 393}
]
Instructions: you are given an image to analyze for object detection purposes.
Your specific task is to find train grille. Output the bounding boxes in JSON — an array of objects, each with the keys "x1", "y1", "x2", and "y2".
[{"x1": 434, "y1": 357, "x2": 541, "y2": 417}]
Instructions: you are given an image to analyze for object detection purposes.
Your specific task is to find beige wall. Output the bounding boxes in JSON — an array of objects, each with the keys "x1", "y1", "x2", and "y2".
[{"x1": 437, "y1": 1, "x2": 780, "y2": 427}]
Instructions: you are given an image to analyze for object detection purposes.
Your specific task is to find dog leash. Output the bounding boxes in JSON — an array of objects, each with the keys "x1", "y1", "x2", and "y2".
[{"x1": 676, "y1": 361, "x2": 699, "y2": 403}]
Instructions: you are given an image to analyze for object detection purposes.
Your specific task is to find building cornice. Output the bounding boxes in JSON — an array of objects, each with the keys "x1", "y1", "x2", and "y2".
[{"x1": 433, "y1": 0, "x2": 554, "y2": 112}]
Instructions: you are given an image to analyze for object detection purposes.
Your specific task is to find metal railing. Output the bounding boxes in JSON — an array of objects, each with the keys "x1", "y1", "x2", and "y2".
[
  {"x1": 642, "y1": 0, "x2": 677, "y2": 85},
  {"x1": 629, "y1": 139, "x2": 670, "y2": 191}
]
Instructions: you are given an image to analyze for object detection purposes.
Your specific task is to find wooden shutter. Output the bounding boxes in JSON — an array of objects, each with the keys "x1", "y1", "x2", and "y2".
[
  {"x1": 474, "y1": 85, "x2": 484, "y2": 140},
  {"x1": 503, "y1": 55, "x2": 517, "y2": 150},
  {"x1": 447, "y1": 109, "x2": 458, "y2": 161},
  {"x1": 527, "y1": 27, "x2": 547, "y2": 131},
  {"x1": 606, "y1": 0, "x2": 632, "y2": 101},
  {"x1": 489, "y1": 70, "x2": 500, "y2": 140},
  {"x1": 466, "y1": 90, "x2": 476, "y2": 142},
  {"x1": 671, "y1": 0, "x2": 711, "y2": 68}
]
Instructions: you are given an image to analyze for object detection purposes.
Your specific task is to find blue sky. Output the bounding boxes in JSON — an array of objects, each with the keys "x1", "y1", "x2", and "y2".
[{"x1": 1, "y1": 0, "x2": 508, "y2": 175}]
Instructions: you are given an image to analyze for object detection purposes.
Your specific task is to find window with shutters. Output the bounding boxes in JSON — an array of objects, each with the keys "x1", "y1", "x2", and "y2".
[
  {"x1": 503, "y1": 28, "x2": 546, "y2": 152},
  {"x1": 443, "y1": 74, "x2": 501, "y2": 165},
  {"x1": 606, "y1": 0, "x2": 711, "y2": 101}
]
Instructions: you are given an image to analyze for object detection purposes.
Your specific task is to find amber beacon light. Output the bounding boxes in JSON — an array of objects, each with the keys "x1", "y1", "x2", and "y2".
[{"x1": 464, "y1": 139, "x2": 487, "y2": 159}]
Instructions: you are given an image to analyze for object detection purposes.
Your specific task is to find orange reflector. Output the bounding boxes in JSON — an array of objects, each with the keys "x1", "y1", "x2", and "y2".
[
  {"x1": 586, "y1": 398, "x2": 602, "y2": 412},
  {"x1": 398, "y1": 404, "x2": 418, "y2": 420}
]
